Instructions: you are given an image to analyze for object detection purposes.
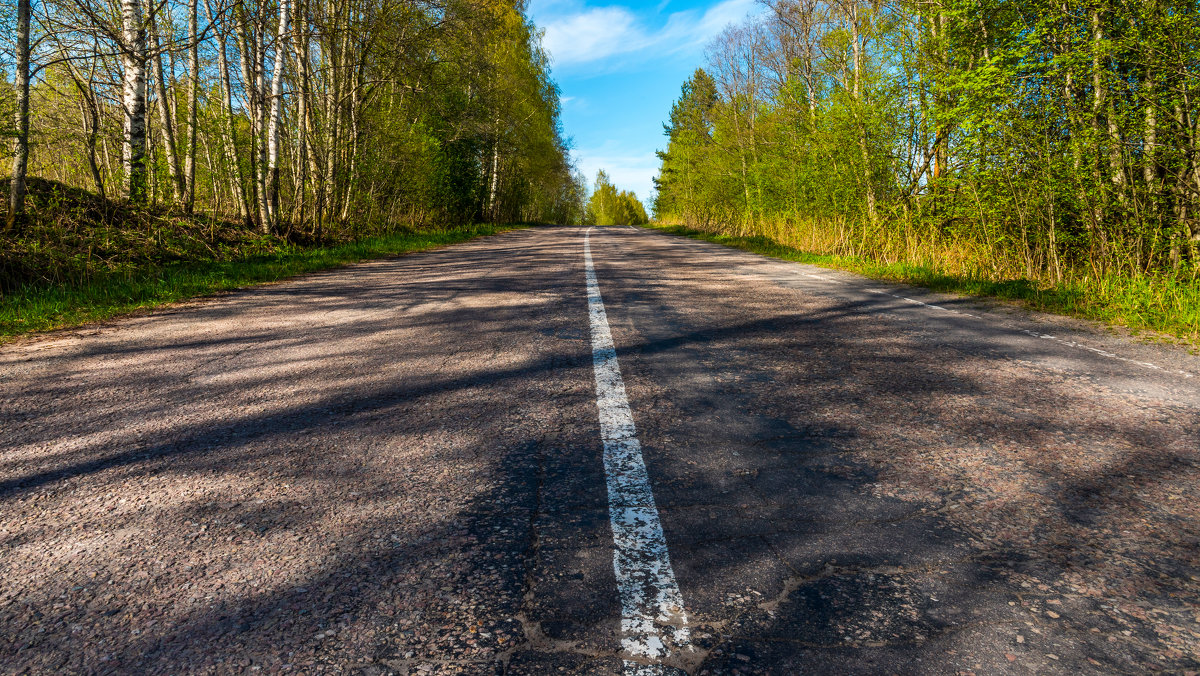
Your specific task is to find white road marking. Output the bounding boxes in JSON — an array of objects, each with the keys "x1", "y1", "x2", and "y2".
[
  {"x1": 1014, "y1": 328, "x2": 1181, "y2": 374},
  {"x1": 802, "y1": 272, "x2": 844, "y2": 284},
  {"x1": 863, "y1": 287, "x2": 982, "y2": 319},
  {"x1": 653, "y1": 231, "x2": 1194, "y2": 379},
  {"x1": 861, "y1": 283, "x2": 1189, "y2": 378},
  {"x1": 584, "y1": 228, "x2": 691, "y2": 674}
]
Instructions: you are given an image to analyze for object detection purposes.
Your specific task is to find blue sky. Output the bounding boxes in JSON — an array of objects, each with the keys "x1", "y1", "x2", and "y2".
[{"x1": 527, "y1": 0, "x2": 760, "y2": 204}]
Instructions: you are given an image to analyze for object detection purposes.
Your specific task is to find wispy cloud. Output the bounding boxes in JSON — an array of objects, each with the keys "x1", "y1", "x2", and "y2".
[
  {"x1": 542, "y1": 7, "x2": 643, "y2": 66},
  {"x1": 538, "y1": 0, "x2": 759, "y2": 69},
  {"x1": 684, "y1": 0, "x2": 759, "y2": 40}
]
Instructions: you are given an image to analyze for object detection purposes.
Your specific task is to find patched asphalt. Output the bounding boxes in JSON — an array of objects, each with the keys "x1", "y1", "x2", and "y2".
[{"x1": 2, "y1": 225, "x2": 1199, "y2": 674}]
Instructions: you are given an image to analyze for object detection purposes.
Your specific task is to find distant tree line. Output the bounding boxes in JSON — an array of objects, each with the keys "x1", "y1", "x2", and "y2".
[
  {"x1": 654, "y1": 0, "x2": 1200, "y2": 280},
  {"x1": 586, "y1": 169, "x2": 647, "y2": 226},
  {"x1": 3, "y1": 0, "x2": 586, "y2": 232}
]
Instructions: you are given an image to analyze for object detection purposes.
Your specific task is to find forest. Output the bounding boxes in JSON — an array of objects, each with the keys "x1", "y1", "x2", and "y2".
[
  {"x1": 586, "y1": 169, "x2": 649, "y2": 226},
  {"x1": 1, "y1": 0, "x2": 584, "y2": 235},
  {"x1": 5, "y1": 0, "x2": 1199, "y2": 339},
  {"x1": 654, "y1": 0, "x2": 1200, "y2": 327}
]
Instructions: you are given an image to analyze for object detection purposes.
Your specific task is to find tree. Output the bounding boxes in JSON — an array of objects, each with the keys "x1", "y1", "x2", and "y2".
[
  {"x1": 653, "y1": 68, "x2": 718, "y2": 225},
  {"x1": 120, "y1": 0, "x2": 148, "y2": 202},
  {"x1": 7, "y1": 0, "x2": 584, "y2": 229},
  {"x1": 8, "y1": 0, "x2": 32, "y2": 228},
  {"x1": 587, "y1": 170, "x2": 648, "y2": 225},
  {"x1": 653, "y1": 0, "x2": 1200, "y2": 278}
]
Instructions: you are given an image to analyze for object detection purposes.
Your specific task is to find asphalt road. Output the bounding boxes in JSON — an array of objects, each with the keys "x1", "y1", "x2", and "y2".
[{"x1": 2, "y1": 225, "x2": 1199, "y2": 675}]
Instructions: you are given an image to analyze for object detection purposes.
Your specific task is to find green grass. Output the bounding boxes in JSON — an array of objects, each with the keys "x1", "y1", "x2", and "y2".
[
  {"x1": 1, "y1": 223, "x2": 523, "y2": 341},
  {"x1": 648, "y1": 223, "x2": 1200, "y2": 346}
]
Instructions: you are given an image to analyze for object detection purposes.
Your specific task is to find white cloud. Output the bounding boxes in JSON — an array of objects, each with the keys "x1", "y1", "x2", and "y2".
[
  {"x1": 690, "y1": 0, "x2": 759, "y2": 38},
  {"x1": 542, "y1": 7, "x2": 643, "y2": 67},
  {"x1": 538, "y1": 0, "x2": 760, "y2": 70},
  {"x1": 530, "y1": 0, "x2": 766, "y2": 209}
]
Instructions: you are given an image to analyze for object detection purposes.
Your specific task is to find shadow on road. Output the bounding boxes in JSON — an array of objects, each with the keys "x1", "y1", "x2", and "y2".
[{"x1": 1, "y1": 227, "x2": 1197, "y2": 674}]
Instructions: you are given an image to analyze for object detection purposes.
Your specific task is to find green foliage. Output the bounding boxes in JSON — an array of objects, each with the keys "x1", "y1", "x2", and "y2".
[
  {"x1": 652, "y1": 223, "x2": 1200, "y2": 344},
  {"x1": 0, "y1": 178, "x2": 524, "y2": 338},
  {"x1": 653, "y1": 0, "x2": 1200, "y2": 339},
  {"x1": 653, "y1": 69, "x2": 721, "y2": 225},
  {"x1": 586, "y1": 170, "x2": 649, "y2": 226},
  {"x1": 16, "y1": 0, "x2": 584, "y2": 232}
]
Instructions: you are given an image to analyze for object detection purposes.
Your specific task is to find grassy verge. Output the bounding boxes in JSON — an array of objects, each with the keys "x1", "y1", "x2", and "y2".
[
  {"x1": 1, "y1": 223, "x2": 523, "y2": 341},
  {"x1": 648, "y1": 223, "x2": 1200, "y2": 346}
]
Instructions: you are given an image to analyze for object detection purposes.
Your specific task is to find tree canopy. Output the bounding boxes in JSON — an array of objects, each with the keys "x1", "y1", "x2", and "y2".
[
  {"x1": 653, "y1": 0, "x2": 1200, "y2": 278},
  {"x1": 586, "y1": 170, "x2": 648, "y2": 226},
  {"x1": 4, "y1": 0, "x2": 586, "y2": 231}
]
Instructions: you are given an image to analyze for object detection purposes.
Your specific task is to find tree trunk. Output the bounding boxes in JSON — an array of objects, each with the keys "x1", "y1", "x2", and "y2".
[
  {"x1": 265, "y1": 0, "x2": 292, "y2": 229},
  {"x1": 183, "y1": 0, "x2": 200, "y2": 212},
  {"x1": 1091, "y1": 7, "x2": 1107, "y2": 196},
  {"x1": 1143, "y1": 71, "x2": 1164, "y2": 265},
  {"x1": 340, "y1": 84, "x2": 360, "y2": 223},
  {"x1": 488, "y1": 119, "x2": 501, "y2": 222},
  {"x1": 122, "y1": 0, "x2": 149, "y2": 203},
  {"x1": 1143, "y1": 93, "x2": 1157, "y2": 191},
  {"x1": 234, "y1": 7, "x2": 269, "y2": 230},
  {"x1": 84, "y1": 99, "x2": 105, "y2": 199},
  {"x1": 7, "y1": 0, "x2": 31, "y2": 229},
  {"x1": 323, "y1": 26, "x2": 343, "y2": 227},
  {"x1": 849, "y1": 0, "x2": 877, "y2": 224},
  {"x1": 294, "y1": 12, "x2": 316, "y2": 228},
  {"x1": 932, "y1": 3, "x2": 949, "y2": 182},
  {"x1": 151, "y1": 14, "x2": 185, "y2": 205},
  {"x1": 307, "y1": 32, "x2": 329, "y2": 228},
  {"x1": 206, "y1": 0, "x2": 252, "y2": 225},
  {"x1": 254, "y1": 21, "x2": 270, "y2": 233},
  {"x1": 1190, "y1": 100, "x2": 1200, "y2": 266},
  {"x1": 64, "y1": 58, "x2": 106, "y2": 199},
  {"x1": 1091, "y1": 7, "x2": 1125, "y2": 204}
]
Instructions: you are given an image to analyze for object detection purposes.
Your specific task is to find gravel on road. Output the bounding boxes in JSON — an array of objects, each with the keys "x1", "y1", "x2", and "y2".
[{"x1": 2, "y1": 225, "x2": 1199, "y2": 674}]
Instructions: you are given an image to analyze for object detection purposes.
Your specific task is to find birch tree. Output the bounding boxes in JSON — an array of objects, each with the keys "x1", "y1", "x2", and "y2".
[
  {"x1": 9, "y1": 0, "x2": 583, "y2": 227},
  {"x1": 653, "y1": 0, "x2": 1200, "y2": 276},
  {"x1": 8, "y1": 0, "x2": 32, "y2": 228},
  {"x1": 120, "y1": 0, "x2": 148, "y2": 202}
]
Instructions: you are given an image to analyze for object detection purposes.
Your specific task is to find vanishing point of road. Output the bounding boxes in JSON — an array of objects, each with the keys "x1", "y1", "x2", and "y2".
[{"x1": 3, "y1": 226, "x2": 1199, "y2": 674}]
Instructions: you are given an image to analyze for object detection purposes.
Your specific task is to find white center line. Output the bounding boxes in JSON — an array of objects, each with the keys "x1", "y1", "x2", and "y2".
[{"x1": 584, "y1": 228, "x2": 690, "y2": 674}]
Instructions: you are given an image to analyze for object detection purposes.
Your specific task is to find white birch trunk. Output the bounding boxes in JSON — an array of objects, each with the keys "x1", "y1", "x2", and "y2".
[
  {"x1": 265, "y1": 0, "x2": 292, "y2": 228},
  {"x1": 122, "y1": 0, "x2": 149, "y2": 202},
  {"x1": 488, "y1": 125, "x2": 501, "y2": 222},
  {"x1": 184, "y1": 0, "x2": 199, "y2": 211}
]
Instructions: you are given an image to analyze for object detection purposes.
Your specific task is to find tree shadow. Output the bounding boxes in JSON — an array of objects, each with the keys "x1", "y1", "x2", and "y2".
[
  {"x1": 1, "y1": 226, "x2": 1197, "y2": 674},
  {"x1": 591, "y1": 227, "x2": 1200, "y2": 674}
]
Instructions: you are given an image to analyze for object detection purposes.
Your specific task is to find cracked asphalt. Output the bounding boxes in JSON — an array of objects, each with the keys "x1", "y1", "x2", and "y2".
[{"x1": 2, "y1": 225, "x2": 1199, "y2": 674}]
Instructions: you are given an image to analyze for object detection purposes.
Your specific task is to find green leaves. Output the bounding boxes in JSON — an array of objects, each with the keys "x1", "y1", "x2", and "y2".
[
  {"x1": 653, "y1": 0, "x2": 1200, "y2": 278},
  {"x1": 586, "y1": 170, "x2": 648, "y2": 226}
]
